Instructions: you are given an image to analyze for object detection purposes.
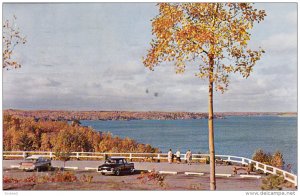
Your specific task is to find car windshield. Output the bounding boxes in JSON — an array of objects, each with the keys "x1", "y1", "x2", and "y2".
[
  {"x1": 105, "y1": 159, "x2": 122, "y2": 164},
  {"x1": 25, "y1": 158, "x2": 37, "y2": 163}
]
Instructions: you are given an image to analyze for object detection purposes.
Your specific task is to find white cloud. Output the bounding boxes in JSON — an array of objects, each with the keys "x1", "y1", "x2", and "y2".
[
  {"x1": 261, "y1": 33, "x2": 297, "y2": 53},
  {"x1": 2, "y1": 3, "x2": 298, "y2": 112}
]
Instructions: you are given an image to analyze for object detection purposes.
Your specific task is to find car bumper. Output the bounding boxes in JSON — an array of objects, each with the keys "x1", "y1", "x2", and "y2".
[
  {"x1": 98, "y1": 170, "x2": 115, "y2": 174},
  {"x1": 19, "y1": 166, "x2": 35, "y2": 171}
]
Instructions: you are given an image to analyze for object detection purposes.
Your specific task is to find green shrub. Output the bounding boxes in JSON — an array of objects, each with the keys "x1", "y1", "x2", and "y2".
[{"x1": 261, "y1": 175, "x2": 285, "y2": 190}]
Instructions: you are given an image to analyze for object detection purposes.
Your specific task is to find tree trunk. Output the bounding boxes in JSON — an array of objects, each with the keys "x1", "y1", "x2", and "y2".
[{"x1": 208, "y1": 55, "x2": 216, "y2": 190}]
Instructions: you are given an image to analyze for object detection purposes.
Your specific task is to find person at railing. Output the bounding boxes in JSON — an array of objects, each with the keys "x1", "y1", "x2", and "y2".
[
  {"x1": 176, "y1": 149, "x2": 181, "y2": 164},
  {"x1": 185, "y1": 149, "x2": 192, "y2": 165},
  {"x1": 168, "y1": 149, "x2": 173, "y2": 164}
]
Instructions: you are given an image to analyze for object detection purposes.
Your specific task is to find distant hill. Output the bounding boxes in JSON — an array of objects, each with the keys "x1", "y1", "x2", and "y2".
[
  {"x1": 3, "y1": 109, "x2": 297, "y2": 121},
  {"x1": 215, "y1": 112, "x2": 297, "y2": 117}
]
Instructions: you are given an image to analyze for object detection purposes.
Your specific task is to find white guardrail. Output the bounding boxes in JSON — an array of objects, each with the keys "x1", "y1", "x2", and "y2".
[{"x1": 3, "y1": 151, "x2": 297, "y2": 187}]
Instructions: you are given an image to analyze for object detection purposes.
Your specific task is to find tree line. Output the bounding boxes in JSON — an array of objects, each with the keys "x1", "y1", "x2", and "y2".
[{"x1": 3, "y1": 114, "x2": 158, "y2": 153}]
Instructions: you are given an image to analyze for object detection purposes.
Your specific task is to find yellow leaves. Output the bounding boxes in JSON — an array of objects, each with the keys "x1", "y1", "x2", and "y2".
[
  {"x1": 3, "y1": 16, "x2": 27, "y2": 70},
  {"x1": 241, "y1": 40, "x2": 248, "y2": 46},
  {"x1": 247, "y1": 22, "x2": 253, "y2": 29},
  {"x1": 195, "y1": 72, "x2": 207, "y2": 79},
  {"x1": 144, "y1": 3, "x2": 266, "y2": 92}
]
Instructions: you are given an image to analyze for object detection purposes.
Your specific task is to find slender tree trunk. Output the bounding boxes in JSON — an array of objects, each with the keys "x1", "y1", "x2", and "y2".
[{"x1": 208, "y1": 55, "x2": 216, "y2": 190}]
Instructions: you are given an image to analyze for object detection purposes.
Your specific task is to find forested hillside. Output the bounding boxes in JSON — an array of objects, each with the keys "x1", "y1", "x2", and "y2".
[{"x1": 3, "y1": 114, "x2": 158, "y2": 153}]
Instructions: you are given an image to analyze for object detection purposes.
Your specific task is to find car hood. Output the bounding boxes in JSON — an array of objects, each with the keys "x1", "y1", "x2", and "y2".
[
  {"x1": 20, "y1": 161, "x2": 35, "y2": 164},
  {"x1": 99, "y1": 164, "x2": 118, "y2": 168}
]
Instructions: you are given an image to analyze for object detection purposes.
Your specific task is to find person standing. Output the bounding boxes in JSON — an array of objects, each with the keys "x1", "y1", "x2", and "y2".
[
  {"x1": 185, "y1": 149, "x2": 192, "y2": 165},
  {"x1": 176, "y1": 150, "x2": 181, "y2": 163},
  {"x1": 167, "y1": 149, "x2": 173, "y2": 164}
]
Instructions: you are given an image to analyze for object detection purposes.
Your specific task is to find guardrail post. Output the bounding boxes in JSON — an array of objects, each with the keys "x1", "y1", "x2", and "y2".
[
  {"x1": 255, "y1": 162, "x2": 259, "y2": 170},
  {"x1": 157, "y1": 154, "x2": 160, "y2": 163},
  {"x1": 241, "y1": 158, "x2": 246, "y2": 166},
  {"x1": 22, "y1": 151, "x2": 26, "y2": 159},
  {"x1": 76, "y1": 152, "x2": 79, "y2": 160},
  {"x1": 129, "y1": 153, "x2": 132, "y2": 161},
  {"x1": 283, "y1": 172, "x2": 286, "y2": 178},
  {"x1": 50, "y1": 152, "x2": 53, "y2": 160},
  {"x1": 264, "y1": 165, "x2": 267, "y2": 174}
]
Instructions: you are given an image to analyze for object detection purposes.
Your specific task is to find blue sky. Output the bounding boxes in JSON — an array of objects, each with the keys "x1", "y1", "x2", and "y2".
[{"x1": 3, "y1": 3, "x2": 297, "y2": 112}]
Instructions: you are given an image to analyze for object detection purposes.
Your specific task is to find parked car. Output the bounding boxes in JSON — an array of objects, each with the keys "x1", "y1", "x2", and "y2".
[
  {"x1": 19, "y1": 155, "x2": 51, "y2": 171},
  {"x1": 98, "y1": 157, "x2": 135, "y2": 176}
]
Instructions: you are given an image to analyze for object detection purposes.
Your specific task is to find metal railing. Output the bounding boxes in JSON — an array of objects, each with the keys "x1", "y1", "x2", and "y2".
[{"x1": 3, "y1": 151, "x2": 297, "y2": 187}]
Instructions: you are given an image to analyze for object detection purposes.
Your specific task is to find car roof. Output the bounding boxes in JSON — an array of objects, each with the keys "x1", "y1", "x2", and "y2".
[
  {"x1": 26, "y1": 155, "x2": 44, "y2": 159},
  {"x1": 109, "y1": 156, "x2": 126, "y2": 160}
]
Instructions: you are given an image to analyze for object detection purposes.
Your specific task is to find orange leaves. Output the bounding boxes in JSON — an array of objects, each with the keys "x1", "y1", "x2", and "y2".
[
  {"x1": 3, "y1": 16, "x2": 27, "y2": 70},
  {"x1": 3, "y1": 114, "x2": 159, "y2": 153},
  {"x1": 144, "y1": 3, "x2": 266, "y2": 92},
  {"x1": 153, "y1": 3, "x2": 182, "y2": 39},
  {"x1": 176, "y1": 24, "x2": 212, "y2": 49}
]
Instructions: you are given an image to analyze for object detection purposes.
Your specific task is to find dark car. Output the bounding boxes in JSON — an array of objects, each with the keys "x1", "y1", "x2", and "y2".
[
  {"x1": 98, "y1": 157, "x2": 135, "y2": 176},
  {"x1": 19, "y1": 155, "x2": 51, "y2": 171}
]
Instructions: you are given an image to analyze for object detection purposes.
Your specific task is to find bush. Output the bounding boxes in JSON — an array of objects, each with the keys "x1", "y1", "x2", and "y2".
[
  {"x1": 252, "y1": 149, "x2": 285, "y2": 169},
  {"x1": 252, "y1": 149, "x2": 272, "y2": 164},
  {"x1": 3, "y1": 172, "x2": 78, "y2": 184},
  {"x1": 271, "y1": 151, "x2": 284, "y2": 169},
  {"x1": 80, "y1": 174, "x2": 94, "y2": 183},
  {"x1": 23, "y1": 175, "x2": 37, "y2": 183},
  {"x1": 137, "y1": 170, "x2": 166, "y2": 188},
  {"x1": 3, "y1": 176, "x2": 20, "y2": 184},
  {"x1": 50, "y1": 171, "x2": 77, "y2": 182},
  {"x1": 261, "y1": 175, "x2": 285, "y2": 190}
]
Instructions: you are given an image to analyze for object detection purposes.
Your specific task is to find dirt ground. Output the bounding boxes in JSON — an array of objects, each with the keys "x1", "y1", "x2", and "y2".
[{"x1": 3, "y1": 168, "x2": 265, "y2": 191}]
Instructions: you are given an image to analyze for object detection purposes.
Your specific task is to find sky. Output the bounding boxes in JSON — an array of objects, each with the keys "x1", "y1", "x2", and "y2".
[{"x1": 2, "y1": 3, "x2": 297, "y2": 112}]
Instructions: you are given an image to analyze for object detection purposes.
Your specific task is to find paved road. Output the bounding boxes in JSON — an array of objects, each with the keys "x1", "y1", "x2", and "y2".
[
  {"x1": 4, "y1": 159, "x2": 239, "y2": 174},
  {"x1": 3, "y1": 160, "x2": 267, "y2": 190}
]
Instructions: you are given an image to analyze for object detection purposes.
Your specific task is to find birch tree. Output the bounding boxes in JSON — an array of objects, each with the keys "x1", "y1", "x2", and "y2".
[{"x1": 143, "y1": 3, "x2": 266, "y2": 190}]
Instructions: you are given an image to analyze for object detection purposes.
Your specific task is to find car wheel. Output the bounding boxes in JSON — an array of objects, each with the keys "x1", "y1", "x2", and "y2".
[
  {"x1": 130, "y1": 168, "x2": 135, "y2": 174},
  {"x1": 47, "y1": 164, "x2": 51, "y2": 171},
  {"x1": 115, "y1": 169, "x2": 120, "y2": 176},
  {"x1": 101, "y1": 172, "x2": 105, "y2": 175}
]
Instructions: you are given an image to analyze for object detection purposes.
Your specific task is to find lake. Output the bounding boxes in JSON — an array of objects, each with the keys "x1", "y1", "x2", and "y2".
[{"x1": 81, "y1": 116, "x2": 297, "y2": 173}]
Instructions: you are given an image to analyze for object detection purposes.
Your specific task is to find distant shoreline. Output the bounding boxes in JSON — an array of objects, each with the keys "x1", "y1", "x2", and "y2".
[{"x1": 3, "y1": 109, "x2": 297, "y2": 121}]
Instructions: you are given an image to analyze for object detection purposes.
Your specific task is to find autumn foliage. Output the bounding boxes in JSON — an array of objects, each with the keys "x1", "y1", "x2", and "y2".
[
  {"x1": 137, "y1": 171, "x2": 166, "y2": 188},
  {"x1": 3, "y1": 171, "x2": 88, "y2": 184},
  {"x1": 252, "y1": 149, "x2": 285, "y2": 169},
  {"x1": 144, "y1": 3, "x2": 266, "y2": 190},
  {"x1": 143, "y1": 3, "x2": 266, "y2": 92},
  {"x1": 3, "y1": 114, "x2": 158, "y2": 153},
  {"x1": 3, "y1": 15, "x2": 27, "y2": 70}
]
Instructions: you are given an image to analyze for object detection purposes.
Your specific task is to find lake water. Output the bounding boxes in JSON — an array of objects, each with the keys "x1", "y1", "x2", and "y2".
[{"x1": 81, "y1": 116, "x2": 297, "y2": 173}]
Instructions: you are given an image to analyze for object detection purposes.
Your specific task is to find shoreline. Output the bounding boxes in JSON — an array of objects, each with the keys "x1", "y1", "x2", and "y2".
[{"x1": 3, "y1": 109, "x2": 297, "y2": 121}]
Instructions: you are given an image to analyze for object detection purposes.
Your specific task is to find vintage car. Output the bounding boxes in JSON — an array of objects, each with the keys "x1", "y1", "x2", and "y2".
[
  {"x1": 98, "y1": 157, "x2": 135, "y2": 176},
  {"x1": 19, "y1": 155, "x2": 51, "y2": 171}
]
